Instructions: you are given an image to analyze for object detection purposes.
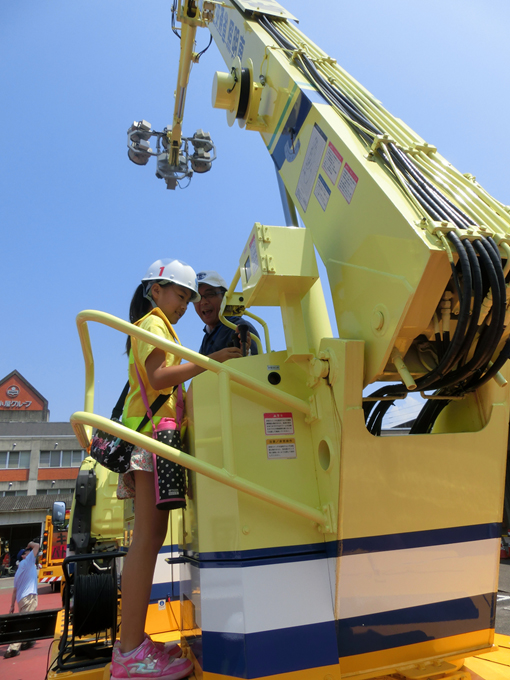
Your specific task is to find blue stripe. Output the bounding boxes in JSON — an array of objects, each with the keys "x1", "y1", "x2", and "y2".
[
  {"x1": 159, "y1": 544, "x2": 180, "y2": 554},
  {"x1": 270, "y1": 91, "x2": 313, "y2": 171},
  {"x1": 338, "y1": 522, "x2": 500, "y2": 557},
  {"x1": 149, "y1": 580, "x2": 180, "y2": 603},
  {"x1": 190, "y1": 541, "x2": 328, "y2": 567},
  {"x1": 202, "y1": 621, "x2": 338, "y2": 678},
  {"x1": 189, "y1": 523, "x2": 499, "y2": 567},
  {"x1": 337, "y1": 592, "x2": 496, "y2": 658}
]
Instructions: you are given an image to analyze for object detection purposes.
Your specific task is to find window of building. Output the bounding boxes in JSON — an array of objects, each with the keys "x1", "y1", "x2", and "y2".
[
  {"x1": 1, "y1": 490, "x2": 28, "y2": 497},
  {"x1": 0, "y1": 451, "x2": 31, "y2": 469},
  {"x1": 36, "y1": 488, "x2": 73, "y2": 495},
  {"x1": 39, "y1": 450, "x2": 85, "y2": 468}
]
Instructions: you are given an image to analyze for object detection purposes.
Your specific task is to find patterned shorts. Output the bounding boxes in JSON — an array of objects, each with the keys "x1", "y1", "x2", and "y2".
[{"x1": 117, "y1": 446, "x2": 154, "y2": 500}]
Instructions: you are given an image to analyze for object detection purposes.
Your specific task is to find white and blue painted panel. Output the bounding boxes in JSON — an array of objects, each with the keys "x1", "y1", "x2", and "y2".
[{"x1": 184, "y1": 523, "x2": 499, "y2": 677}]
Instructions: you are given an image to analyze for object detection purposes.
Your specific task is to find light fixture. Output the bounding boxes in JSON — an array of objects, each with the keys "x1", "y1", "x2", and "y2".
[
  {"x1": 127, "y1": 120, "x2": 153, "y2": 166},
  {"x1": 127, "y1": 121, "x2": 216, "y2": 190}
]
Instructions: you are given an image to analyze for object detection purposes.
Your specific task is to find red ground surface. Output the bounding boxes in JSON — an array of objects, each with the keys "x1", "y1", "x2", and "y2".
[{"x1": 0, "y1": 579, "x2": 62, "y2": 680}]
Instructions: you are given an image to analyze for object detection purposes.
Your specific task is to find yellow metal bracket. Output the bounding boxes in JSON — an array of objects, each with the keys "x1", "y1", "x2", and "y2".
[
  {"x1": 316, "y1": 502, "x2": 337, "y2": 534},
  {"x1": 256, "y1": 222, "x2": 271, "y2": 243},
  {"x1": 307, "y1": 356, "x2": 330, "y2": 389},
  {"x1": 418, "y1": 219, "x2": 495, "y2": 242},
  {"x1": 407, "y1": 141, "x2": 438, "y2": 156},
  {"x1": 305, "y1": 394, "x2": 319, "y2": 424},
  {"x1": 176, "y1": 0, "x2": 217, "y2": 28}
]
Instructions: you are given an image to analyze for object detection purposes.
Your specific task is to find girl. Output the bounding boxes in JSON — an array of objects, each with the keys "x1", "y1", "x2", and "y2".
[{"x1": 111, "y1": 259, "x2": 243, "y2": 680}]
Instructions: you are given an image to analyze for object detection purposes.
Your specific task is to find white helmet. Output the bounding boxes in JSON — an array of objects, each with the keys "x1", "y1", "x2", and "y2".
[{"x1": 142, "y1": 259, "x2": 200, "y2": 302}]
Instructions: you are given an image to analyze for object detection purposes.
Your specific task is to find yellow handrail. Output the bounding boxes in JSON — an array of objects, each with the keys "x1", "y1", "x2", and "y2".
[
  {"x1": 76, "y1": 311, "x2": 310, "y2": 424},
  {"x1": 74, "y1": 309, "x2": 325, "y2": 528},
  {"x1": 71, "y1": 411, "x2": 327, "y2": 528},
  {"x1": 244, "y1": 310, "x2": 271, "y2": 353}
]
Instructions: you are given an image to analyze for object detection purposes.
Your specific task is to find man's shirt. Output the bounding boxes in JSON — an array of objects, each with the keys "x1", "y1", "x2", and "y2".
[
  {"x1": 14, "y1": 551, "x2": 38, "y2": 601},
  {"x1": 198, "y1": 317, "x2": 259, "y2": 356}
]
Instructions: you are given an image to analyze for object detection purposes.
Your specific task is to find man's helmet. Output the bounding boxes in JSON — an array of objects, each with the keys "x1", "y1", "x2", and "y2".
[{"x1": 142, "y1": 259, "x2": 200, "y2": 302}]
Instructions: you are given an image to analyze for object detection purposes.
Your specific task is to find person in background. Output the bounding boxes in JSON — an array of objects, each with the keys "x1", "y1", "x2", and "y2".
[
  {"x1": 194, "y1": 271, "x2": 260, "y2": 355},
  {"x1": 4, "y1": 541, "x2": 39, "y2": 658},
  {"x1": 1, "y1": 551, "x2": 10, "y2": 577}
]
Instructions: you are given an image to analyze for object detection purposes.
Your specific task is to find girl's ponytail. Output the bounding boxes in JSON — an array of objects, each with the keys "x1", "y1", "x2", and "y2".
[{"x1": 126, "y1": 283, "x2": 152, "y2": 353}]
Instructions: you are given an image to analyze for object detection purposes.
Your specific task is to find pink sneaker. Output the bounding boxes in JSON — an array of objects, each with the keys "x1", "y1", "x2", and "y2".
[
  {"x1": 111, "y1": 637, "x2": 193, "y2": 680},
  {"x1": 144, "y1": 633, "x2": 182, "y2": 659}
]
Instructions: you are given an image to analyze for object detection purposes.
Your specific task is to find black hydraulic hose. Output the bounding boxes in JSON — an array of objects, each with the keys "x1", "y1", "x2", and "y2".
[
  {"x1": 392, "y1": 147, "x2": 475, "y2": 229},
  {"x1": 424, "y1": 240, "x2": 484, "y2": 390},
  {"x1": 486, "y1": 237, "x2": 507, "y2": 316},
  {"x1": 448, "y1": 239, "x2": 483, "y2": 362},
  {"x1": 389, "y1": 147, "x2": 464, "y2": 226},
  {"x1": 300, "y1": 55, "x2": 380, "y2": 135},
  {"x1": 363, "y1": 385, "x2": 406, "y2": 424},
  {"x1": 410, "y1": 397, "x2": 451, "y2": 434},
  {"x1": 368, "y1": 400, "x2": 395, "y2": 436},
  {"x1": 469, "y1": 337, "x2": 510, "y2": 391},
  {"x1": 472, "y1": 240, "x2": 505, "y2": 354},
  {"x1": 435, "y1": 331, "x2": 444, "y2": 361},
  {"x1": 428, "y1": 237, "x2": 506, "y2": 393},
  {"x1": 259, "y1": 16, "x2": 380, "y2": 140},
  {"x1": 449, "y1": 260, "x2": 464, "y2": 308},
  {"x1": 416, "y1": 233, "x2": 473, "y2": 389}
]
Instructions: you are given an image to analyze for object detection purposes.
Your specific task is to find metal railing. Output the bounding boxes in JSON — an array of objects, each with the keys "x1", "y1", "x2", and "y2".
[{"x1": 72, "y1": 310, "x2": 328, "y2": 529}]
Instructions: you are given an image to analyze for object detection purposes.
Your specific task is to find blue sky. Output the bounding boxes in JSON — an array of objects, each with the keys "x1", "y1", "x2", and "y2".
[{"x1": 1, "y1": 0, "x2": 509, "y2": 423}]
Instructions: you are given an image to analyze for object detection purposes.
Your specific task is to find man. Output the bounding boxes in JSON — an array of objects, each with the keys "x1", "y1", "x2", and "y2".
[
  {"x1": 4, "y1": 541, "x2": 40, "y2": 658},
  {"x1": 194, "y1": 271, "x2": 260, "y2": 355}
]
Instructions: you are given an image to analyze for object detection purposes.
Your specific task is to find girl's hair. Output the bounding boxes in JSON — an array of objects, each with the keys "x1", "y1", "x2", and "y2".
[{"x1": 126, "y1": 283, "x2": 153, "y2": 353}]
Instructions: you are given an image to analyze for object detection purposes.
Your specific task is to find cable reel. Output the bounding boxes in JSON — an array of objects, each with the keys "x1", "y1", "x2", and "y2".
[
  {"x1": 212, "y1": 57, "x2": 265, "y2": 131},
  {"x1": 73, "y1": 572, "x2": 116, "y2": 637}
]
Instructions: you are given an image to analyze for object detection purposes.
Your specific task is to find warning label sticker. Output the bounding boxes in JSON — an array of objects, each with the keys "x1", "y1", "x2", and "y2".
[
  {"x1": 338, "y1": 163, "x2": 358, "y2": 204},
  {"x1": 264, "y1": 412, "x2": 294, "y2": 435},
  {"x1": 322, "y1": 142, "x2": 343, "y2": 184},
  {"x1": 295, "y1": 123, "x2": 328, "y2": 212},
  {"x1": 314, "y1": 174, "x2": 331, "y2": 211},
  {"x1": 267, "y1": 438, "x2": 297, "y2": 459}
]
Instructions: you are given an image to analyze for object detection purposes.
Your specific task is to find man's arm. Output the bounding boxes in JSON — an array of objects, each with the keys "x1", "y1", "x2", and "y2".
[
  {"x1": 27, "y1": 541, "x2": 40, "y2": 556},
  {"x1": 9, "y1": 587, "x2": 16, "y2": 614}
]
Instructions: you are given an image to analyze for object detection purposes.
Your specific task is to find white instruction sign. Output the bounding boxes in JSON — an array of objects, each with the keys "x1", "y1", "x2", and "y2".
[
  {"x1": 295, "y1": 123, "x2": 328, "y2": 212},
  {"x1": 314, "y1": 174, "x2": 331, "y2": 211},
  {"x1": 267, "y1": 438, "x2": 297, "y2": 459},
  {"x1": 338, "y1": 163, "x2": 358, "y2": 204},
  {"x1": 264, "y1": 412, "x2": 294, "y2": 435},
  {"x1": 322, "y1": 142, "x2": 343, "y2": 184}
]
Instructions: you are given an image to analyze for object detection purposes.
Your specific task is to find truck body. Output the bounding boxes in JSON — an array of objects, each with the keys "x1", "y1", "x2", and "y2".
[{"x1": 38, "y1": 510, "x2": 69, "y2": 591}]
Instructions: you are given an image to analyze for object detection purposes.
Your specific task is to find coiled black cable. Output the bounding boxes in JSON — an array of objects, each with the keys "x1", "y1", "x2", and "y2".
[{"x1": 73, "y1": 573, "x2": 116, "y2": 637}]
